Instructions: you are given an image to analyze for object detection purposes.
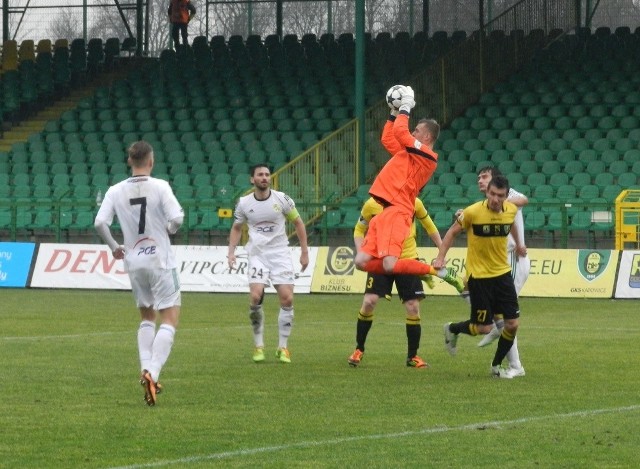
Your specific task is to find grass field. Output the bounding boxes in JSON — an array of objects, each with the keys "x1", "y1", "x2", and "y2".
[{"x1": 1, "y1": 289, "x2": 639, "y2": 468}]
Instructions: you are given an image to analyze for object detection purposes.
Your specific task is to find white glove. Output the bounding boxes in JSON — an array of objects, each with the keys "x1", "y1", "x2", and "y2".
[{"x1": 399, "y1": 86, "x2": 415, "y2": 113}]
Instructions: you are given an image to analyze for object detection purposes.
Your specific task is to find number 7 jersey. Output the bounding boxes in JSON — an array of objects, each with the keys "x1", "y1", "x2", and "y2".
[{"x1": 95, "y1": 175, "x2": 184, "y2": 271}]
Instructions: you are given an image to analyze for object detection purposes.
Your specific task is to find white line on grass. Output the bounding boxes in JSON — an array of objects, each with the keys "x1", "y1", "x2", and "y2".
[
  {"x1": 107, "y1": 404, "x2": 640, "y2": 469},
  {"x1": 4, "y1": 322, "x2": 638, "y2": 342}
]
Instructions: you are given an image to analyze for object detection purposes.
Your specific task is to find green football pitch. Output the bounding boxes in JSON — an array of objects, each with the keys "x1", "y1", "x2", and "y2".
[{"x1": 1, "y1": 289, "x2": 639, "y2": 468}]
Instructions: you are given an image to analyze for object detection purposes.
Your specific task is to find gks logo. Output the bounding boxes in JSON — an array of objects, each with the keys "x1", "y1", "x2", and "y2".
[
  {"x1": 629, "y1": 253, "x2": 640, "y2": 288},
  {"x1": 324, "y1": 246, "x2": 355, "y2": 275},
  {"x1": 577, "y1": 250, "x2": 610, "y2": 282}
]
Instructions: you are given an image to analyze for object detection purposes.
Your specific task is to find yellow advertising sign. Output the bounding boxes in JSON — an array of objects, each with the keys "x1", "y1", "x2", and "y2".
[
  {"x1": 311, "y1": 246, "x2": 618, "y2": 298},
  {"x1": 520, "y1": 248, "x2": 617, "y2": 298},
  {"x1": 311, "y1": 246, "x2": 367, "y2": 293}
]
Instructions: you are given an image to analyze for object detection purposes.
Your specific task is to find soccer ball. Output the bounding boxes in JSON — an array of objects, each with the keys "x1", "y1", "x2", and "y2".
[{"x1": 386, "y1": 85, "x2": 404, "y2": 110}]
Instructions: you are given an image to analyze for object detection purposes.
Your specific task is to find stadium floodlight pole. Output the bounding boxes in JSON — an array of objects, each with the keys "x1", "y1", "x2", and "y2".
[{"x1": 355, "y1": 0, "x2": 365, "y2": 185}]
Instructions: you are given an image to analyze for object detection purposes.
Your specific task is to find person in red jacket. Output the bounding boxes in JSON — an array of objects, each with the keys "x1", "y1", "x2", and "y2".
[
  {"x1": 354, "y1": 85, "x2": 464, "y2": 293},
  {"x1": 168, "y1": 0, "x2": 196, "y2": 47}
]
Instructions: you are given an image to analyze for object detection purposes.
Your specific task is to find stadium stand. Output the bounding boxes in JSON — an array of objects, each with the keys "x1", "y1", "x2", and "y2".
[{"x1": 1, "y1": 25, "x2": 638, "y2": 247}]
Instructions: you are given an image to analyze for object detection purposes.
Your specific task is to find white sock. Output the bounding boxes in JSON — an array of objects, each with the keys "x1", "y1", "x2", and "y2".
[
  {"x1": 488, "y1": 324, "x2": 502, "y2": 340},
  {"x1": 149, "y1": 324, "x2": 176, "y2": 382},
  {"x1": 249, "y1": 305, "x2": 264, "y2": 348},
  {"x1": 278, "y1": 306, "x2": 294, "y2": 349},
  {"x1": 137, "y1": 320, "x2": 156, "y2": 372},
  {"x1": 507, "y1": 336, "x2": 522, "y2": 369}
]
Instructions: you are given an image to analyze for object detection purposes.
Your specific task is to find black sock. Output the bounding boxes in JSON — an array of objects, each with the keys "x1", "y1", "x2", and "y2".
[
  {"x1": 450, "y1": 320, "x2": 474, "y2": 335},
  {"x1": 355, "y1": 312, "x2": 373, "y2": 351},
  {"x1": 492, "y1": 329, "x2": 515, "y2": 366},
  {"x1": 406, "y1": 318, "x2": 421, "y2": 358}
]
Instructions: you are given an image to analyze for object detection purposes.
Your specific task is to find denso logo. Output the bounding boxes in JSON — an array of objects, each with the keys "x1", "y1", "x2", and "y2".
[{"x1": 44, "y1": 249, "x2": 126, "y2": 274}]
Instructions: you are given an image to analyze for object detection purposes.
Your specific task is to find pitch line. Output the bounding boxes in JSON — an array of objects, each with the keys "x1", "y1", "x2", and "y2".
[{"x1": 107, "y1": 404, "x2": 640, "y2": 469}]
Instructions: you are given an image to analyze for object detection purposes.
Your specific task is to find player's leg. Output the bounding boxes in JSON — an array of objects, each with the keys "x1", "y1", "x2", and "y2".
[
  {"x1": 348, "y1": 273, "x2": 388, "y2": 366},
  {"x1": 247, "y1": 254, "x2": 270, "y2": 362},
  {"x1": 397, "y1": 275, "x2": 428, "y2": 368},
  {"x1": 504, "y1": 254, "x2": 529, "y2": 375},
  {"x1": 357, "y1": 209, "x2": 462, "y2": 289},
  {"x1": 248, "y1": 283, "x2": 266, "y2": 362},
  {"x1": 273, "y1": 283, "x2": 294, "y2": 363},
  {"x1": 490, "y1": 273, "x2": 520, "y2": 378},
  {"x1": 444, "y1": 276, "x2": 493, "y2": 356},
  {"x1": 146, "y1": 269, "x2": 181, "y2": 388},
  {"x1": 130, "y1": 271, "x2": 158, "y2": 404},
  {"x1": 272, "y1": 253, "x2": 297, "y2": 363},
  {"x1": 479, "y1": 253, "x2": 529, "y2": 347}
]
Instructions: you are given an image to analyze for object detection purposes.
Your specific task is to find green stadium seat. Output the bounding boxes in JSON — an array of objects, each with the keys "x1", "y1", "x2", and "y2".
[
  {"x1": 563, "y1": 160, "x2": 584, "y2": 175},
  {"x1": 618, "y1": 172, "x2": 637, "y2": 187},
  {"x1": 585, "y1": 160, "x2": 606, "y2": 177},
  {"x1": 548, "y1": 173, "x2": 569, "y2": 188},
  {"x1": 608, "y1": 160, "x2": 628, "y2": 176},
  {"x1": 555, "y1": 184, "x2": 577, "y2": 201},
  {"x1": 497, "y1": 160, "x2": 516, "y2": 174},
  {"x1": 601, "y1": 184, "x2": 622, "y2": 201},
  {"x1": 595, "y1": 172, "x2": 615, "y2": 188},
  {"x1": 578, "y1": 184, "x2": 600, "y2": 200}
]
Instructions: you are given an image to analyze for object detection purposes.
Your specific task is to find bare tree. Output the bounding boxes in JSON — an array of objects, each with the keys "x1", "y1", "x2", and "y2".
[{"x1": 47, "y1": 7, "x2": 83, "y2": 42}]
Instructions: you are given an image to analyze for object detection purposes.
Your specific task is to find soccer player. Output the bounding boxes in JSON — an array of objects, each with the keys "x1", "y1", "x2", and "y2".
[
  {"x1": 94, "y1": 140, "x2": 184, "y2": 406},
  {"x1": 354, "y1": 85, "x2": 464, "y2": 293},
  {"x1": 434, "y1": 175, "x2": 527, "y2": 378},
  {"x1": 474, "y1": 166, "x2": 529, "y2": 377},
  {"x1": 348, "y1": 196, "x2": 442, "y2": 369},
  {"x1": 227, "y1": 164, "x2": 309, "y2": 364}
]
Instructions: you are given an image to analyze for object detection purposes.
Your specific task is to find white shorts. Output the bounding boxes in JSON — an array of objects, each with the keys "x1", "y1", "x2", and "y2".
[
  {"x1": 247, "y1": 249, "x2": 295, "y2": 286},
  {"x1": 129, "y1": 268, "x2": 181, "y2": 310},
  {"x1": 509, "y1": 252, "x2": 530, "y2": 295}
]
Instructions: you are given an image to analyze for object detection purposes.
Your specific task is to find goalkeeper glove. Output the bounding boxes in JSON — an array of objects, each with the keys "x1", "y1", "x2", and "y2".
[{"x1": 399, "y1": 86, "x2": 416, "y2": 113}]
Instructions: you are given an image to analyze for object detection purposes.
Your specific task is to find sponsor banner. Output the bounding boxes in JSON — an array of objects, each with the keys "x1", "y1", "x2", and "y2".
[
  {"x1": 176, "y1": 245, "x2": 316, "y2": 293},
  {"x1": 311, "y1": 246, "x2": 618, "y2": 298},
  {"x1": 615, "y1": 251, "x2": 640, "y2": 299},
  {"x1": 0, "y1": 242, "x2": 36, "y2": 288},
  {"x1": 311, "y1": 246, "x2": 459, "y2": 296},
  {"x1": 31, "y1": 244, "x2": 316, "y2": 293},
  {"x1": 521, "y1": 249, "x2": 617, "y2": 298},
  {"x1": 31, "y1": 244, "x2": 130, "y2": 289}
]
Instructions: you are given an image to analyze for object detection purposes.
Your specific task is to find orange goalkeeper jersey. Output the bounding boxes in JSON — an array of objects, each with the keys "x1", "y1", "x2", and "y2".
[{"x1": 369, "y1": 113, "x2": 438, "y2": 214}]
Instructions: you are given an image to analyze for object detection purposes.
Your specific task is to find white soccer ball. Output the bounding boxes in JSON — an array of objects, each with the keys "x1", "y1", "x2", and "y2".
[{"x1": 386, "y1": 85, "x2": 404, "y2": 110}]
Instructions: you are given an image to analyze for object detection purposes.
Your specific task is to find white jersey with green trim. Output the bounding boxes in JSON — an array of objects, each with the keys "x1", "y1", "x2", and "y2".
[{"x1": 233, "y1": 189, "x2": 297, "y2": 255}]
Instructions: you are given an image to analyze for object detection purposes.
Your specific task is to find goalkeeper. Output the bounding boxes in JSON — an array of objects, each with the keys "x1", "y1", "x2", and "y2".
[
  {"x1": 354, "y1": 85, "x2": 464, "y2": 292},
  {"x1": 348, "y1": 196, "x2": 442, "y2": 369}
]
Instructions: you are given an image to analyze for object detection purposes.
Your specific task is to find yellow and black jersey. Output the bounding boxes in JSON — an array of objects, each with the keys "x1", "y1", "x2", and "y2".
[
  {"x1": 458, "y1": 199, "x2": 518, "y2": 278},
  {"x1": 354, "y1": 197, "x2": 437, "y2": 259}
]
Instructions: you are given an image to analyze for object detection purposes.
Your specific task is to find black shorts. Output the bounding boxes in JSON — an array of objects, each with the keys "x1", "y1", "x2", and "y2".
[
  {"x1": 364, "y1": 272, "x2": 425, "y2": 303},
  {"x1": 468, "y1": 272, "x2": 519, "y2": 325}
]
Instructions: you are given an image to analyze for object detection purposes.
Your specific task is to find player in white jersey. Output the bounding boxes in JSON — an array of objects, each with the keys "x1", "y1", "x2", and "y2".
[
  {"x1": 473, "y1": 166, "x2": 529, "y2": 377},
  {"x1": 227, "y1": 164, "x2": 309, "y2": 364},
  {"x1": 94, "y1": 141, "x2": 184, "y2": 406}
]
